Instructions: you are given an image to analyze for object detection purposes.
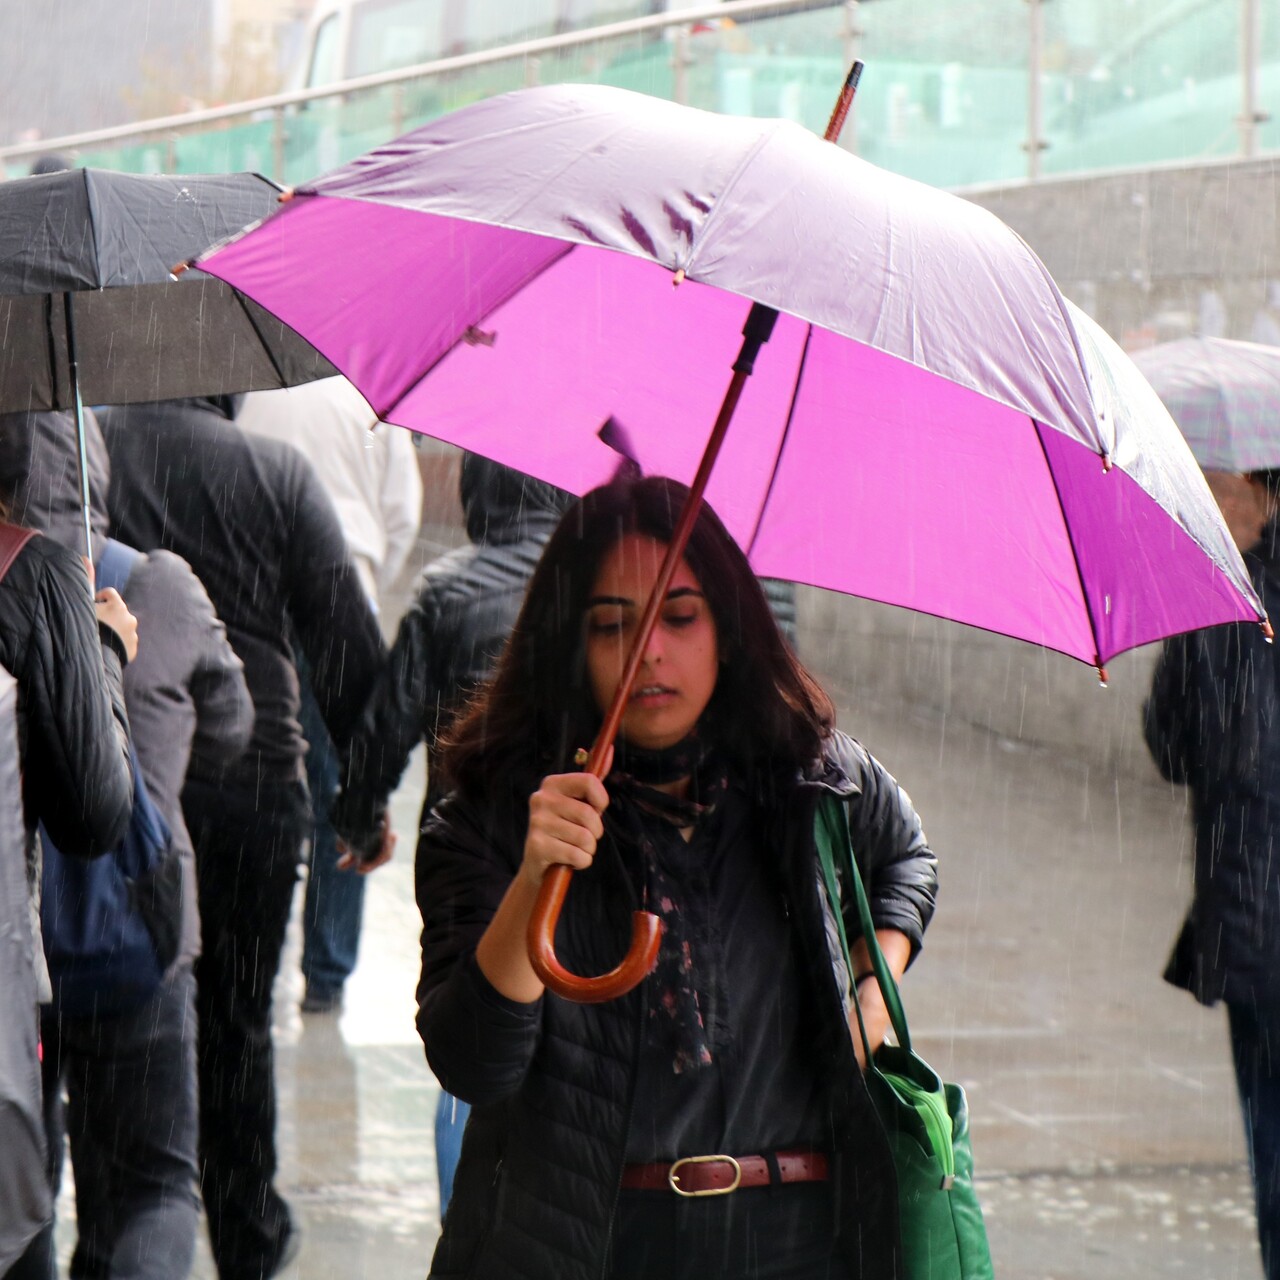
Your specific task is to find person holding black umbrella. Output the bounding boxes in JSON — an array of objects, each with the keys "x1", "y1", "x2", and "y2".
[{"x1": 0, "y1": 404, "x2": 254, "y2": 1280}]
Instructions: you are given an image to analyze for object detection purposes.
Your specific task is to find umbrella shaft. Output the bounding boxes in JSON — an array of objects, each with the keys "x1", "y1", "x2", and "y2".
[{"x1": 62, "y1": 294, "x2": 94, "y2": 565}]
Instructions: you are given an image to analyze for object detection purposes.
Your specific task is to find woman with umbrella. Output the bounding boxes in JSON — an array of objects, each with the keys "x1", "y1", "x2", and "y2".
[{"x1": 415, "y1": 474, "x2": 937, "y2": 1280}]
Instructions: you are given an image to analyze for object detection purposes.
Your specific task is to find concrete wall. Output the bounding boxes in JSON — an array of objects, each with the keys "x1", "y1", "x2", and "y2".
[{"x1": 797, "y1": 586, "x2": 1162, "y2": 781}]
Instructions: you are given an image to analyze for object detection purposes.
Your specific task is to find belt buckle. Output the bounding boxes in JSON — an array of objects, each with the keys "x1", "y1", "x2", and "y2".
[{"x1": 668, "y1": 1154, "x2": 742, "y2": 1198}]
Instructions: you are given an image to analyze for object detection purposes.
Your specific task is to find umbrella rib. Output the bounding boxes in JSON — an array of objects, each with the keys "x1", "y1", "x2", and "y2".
[
  {"x1": 233, "y1": 288, "x2": 292, "y2": 388},
  {"x1": 82, "y1": 169, "x2": 103, "y2": 289},
  {"x1": 1033, "y1": 419, "x2": 1103, "y2": 667},
  {"x1": 746, "y1": 322, "x2": 812, "y2": 559},
  {"x1": 379, "y1": 239, "x2": 576, "y2": 423}
]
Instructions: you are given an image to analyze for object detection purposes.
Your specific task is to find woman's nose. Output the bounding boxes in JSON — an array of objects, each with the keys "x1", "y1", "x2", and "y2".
[{"x1": 640, "y1": 626, "x2": 665, "y2": 662}]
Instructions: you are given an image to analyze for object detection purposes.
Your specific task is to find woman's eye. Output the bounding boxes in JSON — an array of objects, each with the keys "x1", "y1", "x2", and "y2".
[
  {"x1": 663, "y1": 611, "x2": 699, "y2": 629},
  {"x1": 588, "y1": 615, "x2": 627, "y2": 635}
]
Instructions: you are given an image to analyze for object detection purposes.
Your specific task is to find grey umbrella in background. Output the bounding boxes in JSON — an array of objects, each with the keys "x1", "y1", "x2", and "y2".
[
  {"x1": 0, "y1": 168, "x2": 335, "y2": 553},
  {"x1": 1131, "y1": 337, "x2": 1280, "y2": 471}
]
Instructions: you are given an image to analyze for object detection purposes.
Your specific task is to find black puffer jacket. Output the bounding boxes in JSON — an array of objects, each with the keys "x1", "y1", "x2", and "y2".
[
  {"x1": 1145, "y1": 519, "x2": 1280, "y2": 1006},
  {"x1": 0, "y1": 530, "x2": 131, "y2": 859},
  {"x1": 417, "y1": 731, "x2": 937, "y2": 1280},
  {"x1": 334, "y1": 455, "x2": 572, "y2": 845}
]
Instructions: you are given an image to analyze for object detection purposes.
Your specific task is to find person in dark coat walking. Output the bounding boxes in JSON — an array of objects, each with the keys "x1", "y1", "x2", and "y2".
[
  {"x1": 97, "y1": 394, "x2": 386, "y2": 1280},
  {"x1": 413, "y1": 476, "x2": 937, "y2": 1280},
  {"x1": 0, "y1": 446, "x2": 134, "y2": 1274},
  {"x1": 1145, "y1": 469, "x2": 1280, "y2": 1280},
  {"x1": 0, "y1": 405, "x2": 254, "y2": 1280},
  {"x1": 334, "y1": 451, "x2": 573, "y2": 1206}
]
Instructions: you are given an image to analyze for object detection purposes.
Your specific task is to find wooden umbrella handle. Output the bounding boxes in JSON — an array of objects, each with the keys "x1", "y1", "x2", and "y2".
[{"x1": 528, "y1": 866, "x2": 663, "y2": 1003}]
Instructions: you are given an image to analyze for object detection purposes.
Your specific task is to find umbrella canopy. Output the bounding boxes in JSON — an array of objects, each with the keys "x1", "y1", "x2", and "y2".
[
  {"x1": 197, "y1": 84, "x2": 1263, "y2": 668},
  {"x1": 1130, "y1": 337, "x2": 1280, "y2": 473},
  {"x1": 0, "y1": 168, "x2": 334, "y2": 412}
]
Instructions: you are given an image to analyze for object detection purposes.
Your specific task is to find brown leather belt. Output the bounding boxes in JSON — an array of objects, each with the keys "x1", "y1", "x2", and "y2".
[{"x1": 620, "y1": 1150, "x2": 829, "y2": 1197}]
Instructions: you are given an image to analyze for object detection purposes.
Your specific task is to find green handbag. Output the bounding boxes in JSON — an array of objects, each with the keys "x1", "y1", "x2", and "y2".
[{"x1": 815, "y1": 796, "x2": 994, "y2": 1280}]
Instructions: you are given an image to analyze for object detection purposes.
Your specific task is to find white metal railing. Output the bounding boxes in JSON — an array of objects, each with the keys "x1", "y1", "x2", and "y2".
[
  {"x1": 0, "y1": 0, "x2": 841, "y2": 171},
  {"x1": 1, "y1": 0, "x2": 1271, "y2": 185}
]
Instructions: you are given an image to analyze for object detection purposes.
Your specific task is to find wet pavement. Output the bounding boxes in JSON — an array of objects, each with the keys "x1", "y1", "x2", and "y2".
[{"x1": 54, "y1": 663, "x2": 1263, "y2": 1278}]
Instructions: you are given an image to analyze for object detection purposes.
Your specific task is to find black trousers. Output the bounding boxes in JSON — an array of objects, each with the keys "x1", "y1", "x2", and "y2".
[
  {"x1": 1230, "y1": 999, "x2": 1280, "y2": 1280},
  {"x1": 606, "y1": 1183, "x2": 849, "y2": 1280},
  {"x1": 183, "y1": 777, "x2": 308, "y2": 1280}
]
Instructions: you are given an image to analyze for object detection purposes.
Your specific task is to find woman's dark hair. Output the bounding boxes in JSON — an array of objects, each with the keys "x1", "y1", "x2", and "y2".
[{"x1": 442, "y1": 475, "x2": 834, "y2": 795}]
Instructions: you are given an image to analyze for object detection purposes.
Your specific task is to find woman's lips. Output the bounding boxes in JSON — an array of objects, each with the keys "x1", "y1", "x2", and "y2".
[{"x1": 630, "y1": 684, "x2": 676, "y2": 704}]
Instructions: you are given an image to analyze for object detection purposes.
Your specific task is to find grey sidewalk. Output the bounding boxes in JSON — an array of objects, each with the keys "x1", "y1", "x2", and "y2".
[{"x1": 110, "y1": 666, "x2": 1261, "y2": 1278}]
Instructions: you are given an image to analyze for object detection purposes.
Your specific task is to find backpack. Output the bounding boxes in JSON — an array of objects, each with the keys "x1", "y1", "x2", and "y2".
[{"x1": 39, "y1": 539, "x2": 182, "y2": 1018}]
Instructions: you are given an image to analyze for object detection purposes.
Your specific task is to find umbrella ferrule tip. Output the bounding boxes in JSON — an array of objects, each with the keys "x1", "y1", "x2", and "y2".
[
  {"x1": 1101, "y1": 452, "x2": 1113, "y2": 472},
  {"x1": 672, "y1": 268, "x2": 686, "y2": 288},
  {"x1": 1263, "y1": 618, "x2": 1275, "y2": 642}
]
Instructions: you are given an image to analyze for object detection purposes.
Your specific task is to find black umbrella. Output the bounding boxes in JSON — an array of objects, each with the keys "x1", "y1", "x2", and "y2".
[{"x1": 0, "y1": 168, "x2": 335, "y2": 552}]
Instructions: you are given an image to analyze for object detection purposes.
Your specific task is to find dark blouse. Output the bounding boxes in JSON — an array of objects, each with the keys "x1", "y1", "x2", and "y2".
[{"x1": 622, "y1": 782, "x2": 829, "y2": 1162}]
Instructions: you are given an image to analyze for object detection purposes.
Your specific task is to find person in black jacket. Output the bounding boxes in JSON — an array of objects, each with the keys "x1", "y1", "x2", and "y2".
[
  {"x1": 0, "y1": 503, "x2": 134, "y2": 1274},
  {"x1": 1145, "y1": 470, "x2": 1280, "y2": 1280},
  {"x1": 415, "y1": 476, "x2": 937, "y2": 1280},
  {"x1": 0, "y1": 405, "x2": 254, "y2": 1280},
  {"x1": 98, "y1": 394, "x2": 386, "y2": 1280}
]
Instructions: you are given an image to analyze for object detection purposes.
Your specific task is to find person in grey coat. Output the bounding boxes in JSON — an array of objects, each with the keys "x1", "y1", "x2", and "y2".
[{"x1": 0, "y1": 406, "x2": 253, "y2": 1280}]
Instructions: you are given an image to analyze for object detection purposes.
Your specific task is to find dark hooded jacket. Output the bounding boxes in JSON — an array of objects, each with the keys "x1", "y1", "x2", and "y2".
[
  {"x1": 417, "y1": 730, "x2": 937, "y2": 1280},
  {"x1": 333, "y1": 454, "x2": 573, "y2": 846},
  {"x1": 97, "y1": 395, "x2": 384, "y2": 793},
  {"x1": 0, "y1": 406, "x2": 253, "y2": 963},
  {"x1": 1145, "y1": 518, "x2": 1280, "y2": 1006}
]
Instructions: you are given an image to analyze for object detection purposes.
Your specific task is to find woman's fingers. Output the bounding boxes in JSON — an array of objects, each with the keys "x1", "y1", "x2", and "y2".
[
  {"x1": 522, "y1": 772, "x2": 613, "y2": 885},
  {"x1": 545, "y1": 770, "x2": 610, "y2": 814},
  {"x1": 530, "y1": 787, "x2": 605, "y2": 839}
]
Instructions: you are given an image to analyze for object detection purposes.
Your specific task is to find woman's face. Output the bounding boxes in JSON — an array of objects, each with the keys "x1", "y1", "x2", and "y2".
[{"x1": 585, "y1": 534, "x2": 720, "y2": 751}]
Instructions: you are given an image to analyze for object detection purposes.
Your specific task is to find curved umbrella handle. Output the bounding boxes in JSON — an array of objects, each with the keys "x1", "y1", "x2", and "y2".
[{"x1": 528, "y1": 866, "x2": 662, "y2": 1003}]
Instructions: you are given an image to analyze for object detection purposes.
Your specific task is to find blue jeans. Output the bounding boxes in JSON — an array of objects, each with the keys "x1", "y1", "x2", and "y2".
[
  {"x1": 434, "y1": 1092, "x2": 471, "y2": 1212},
  {"x1": 1230, "y1": 999, "x2": 1280, "y2": 1280},
  {"x1": 11, "y1": 963, "x2": 200, "y2": 1280},
  {"x1": 298, "y1": 674, "x2": 365, "y2": 999}
]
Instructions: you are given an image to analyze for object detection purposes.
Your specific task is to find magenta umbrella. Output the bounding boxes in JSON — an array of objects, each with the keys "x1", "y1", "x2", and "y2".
[{"x1": 196, "y1": 81, "x2": 1264, "y2": 1000}]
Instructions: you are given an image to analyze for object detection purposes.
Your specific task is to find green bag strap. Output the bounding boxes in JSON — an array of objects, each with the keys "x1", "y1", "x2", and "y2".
[
  {"x1": 815, "y1": 796, "x2": 959, "y2": 1188},
  {"x1": 813, "y1": 794, "x2": 911, "y2": 1053}
]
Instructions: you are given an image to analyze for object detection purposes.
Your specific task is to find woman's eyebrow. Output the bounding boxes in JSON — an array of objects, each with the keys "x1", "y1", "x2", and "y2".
[{"x1": 586, "y1": 587, "x2": 705, "y2": 608}]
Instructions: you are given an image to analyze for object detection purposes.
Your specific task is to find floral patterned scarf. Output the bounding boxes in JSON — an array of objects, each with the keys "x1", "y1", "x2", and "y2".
[{"x1": 607, "y1": 733, "x2": 729, "y2": 1074}]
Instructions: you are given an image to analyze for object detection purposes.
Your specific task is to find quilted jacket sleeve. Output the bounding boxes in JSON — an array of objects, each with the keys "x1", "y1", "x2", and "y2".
[
  {"x1": 21, "y1": 540, "x2": 133, "y2": 857},
  {"x1": 837, "y1": 735, "x2": 938, "y2": 962},
  {"x1": 414, "y1": 787, "x2": 542, "y2": 1104}
]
